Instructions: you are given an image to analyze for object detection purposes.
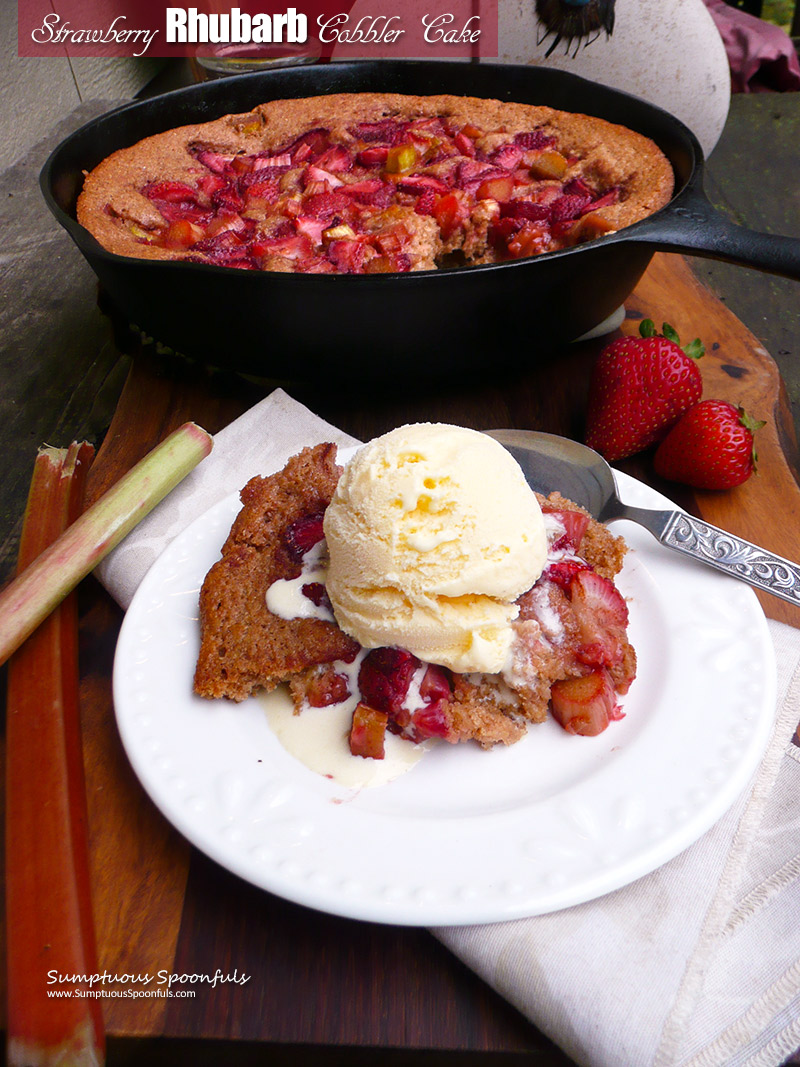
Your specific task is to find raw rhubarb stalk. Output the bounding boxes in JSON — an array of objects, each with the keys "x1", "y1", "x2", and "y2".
[
  {"x1": 6, "y1": 441, "x2": 104, "y2": 1067},
  {"x1": 0, "y1": 422, "x2": 212, "y2": 667}
]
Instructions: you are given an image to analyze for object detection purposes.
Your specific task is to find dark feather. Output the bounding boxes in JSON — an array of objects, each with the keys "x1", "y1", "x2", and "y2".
[{"x1": 535, "y1": 0, "x2": 615, "y2": 57}]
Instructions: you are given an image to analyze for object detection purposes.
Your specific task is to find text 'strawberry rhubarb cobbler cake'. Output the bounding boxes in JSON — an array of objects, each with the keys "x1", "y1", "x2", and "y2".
[
  {"x1": 193, "y1": 425, "x2": 636, "y2": 772},
  {"x1": 78, "y1": 92, "x2": 673, "y2": 275}
]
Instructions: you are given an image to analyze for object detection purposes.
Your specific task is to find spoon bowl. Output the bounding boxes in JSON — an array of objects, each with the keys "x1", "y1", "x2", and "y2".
[{"x1": 487, "y1": 429, "x2": 800, "y2": 607}]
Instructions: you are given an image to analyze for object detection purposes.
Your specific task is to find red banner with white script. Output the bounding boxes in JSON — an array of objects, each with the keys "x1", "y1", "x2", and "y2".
[{"x1": 18, "y1": 0, "x2": 498, "y2": 61}]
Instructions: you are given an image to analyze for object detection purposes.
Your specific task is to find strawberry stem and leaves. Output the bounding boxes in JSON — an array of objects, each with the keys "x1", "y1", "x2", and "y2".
[{"x1": 639, "y1": 319, "x2": 705, "y2": 360}]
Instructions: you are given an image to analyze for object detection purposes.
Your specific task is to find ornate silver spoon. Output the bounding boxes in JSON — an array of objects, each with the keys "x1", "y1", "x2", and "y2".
[{"x1": 487, "y1": 428, "x2": 800, "y2": 606}]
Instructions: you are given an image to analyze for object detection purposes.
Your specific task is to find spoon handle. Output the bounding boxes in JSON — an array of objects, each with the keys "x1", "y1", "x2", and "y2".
[{"x1": 617, "y1": 504, "x2": 800, "y2": 606}]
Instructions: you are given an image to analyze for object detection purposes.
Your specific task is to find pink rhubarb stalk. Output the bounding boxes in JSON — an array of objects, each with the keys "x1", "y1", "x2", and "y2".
[{"x1": 6, "y1": 441, "x2": 104, "y2": 1067}]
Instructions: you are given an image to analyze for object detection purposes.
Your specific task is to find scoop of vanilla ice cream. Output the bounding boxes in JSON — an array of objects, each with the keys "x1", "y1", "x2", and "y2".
[{"x1": 323, "y1": 423, "x2": 547, "y2": 673}]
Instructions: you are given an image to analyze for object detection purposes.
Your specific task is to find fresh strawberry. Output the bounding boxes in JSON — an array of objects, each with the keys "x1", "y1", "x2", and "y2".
[
  {"x1": 585, "y1": 320, "x2": 705, "y2": 461},
  {"x1": 653, "y1": 400, "x2": 765, "y2": 490}
]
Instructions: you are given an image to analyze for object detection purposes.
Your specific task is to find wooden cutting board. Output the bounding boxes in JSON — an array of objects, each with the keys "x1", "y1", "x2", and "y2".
[{"x1": 59, "y1": 251, "x2": 800, "y2": 1054}]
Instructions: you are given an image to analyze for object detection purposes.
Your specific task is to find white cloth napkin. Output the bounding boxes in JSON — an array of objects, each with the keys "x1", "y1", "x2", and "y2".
[{"x1": 99, "y1": 389, "x2": 800, "y2": 1067}]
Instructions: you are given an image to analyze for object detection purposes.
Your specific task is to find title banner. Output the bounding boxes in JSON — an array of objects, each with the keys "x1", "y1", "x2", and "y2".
[{"x1": 19, "y1": 0, "x2": 498, "y2": 61}]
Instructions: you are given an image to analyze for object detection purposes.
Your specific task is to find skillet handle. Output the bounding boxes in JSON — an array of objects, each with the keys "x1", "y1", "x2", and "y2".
[{"x1": 627, "y1": 186, "x2": 800, "y2": 281}]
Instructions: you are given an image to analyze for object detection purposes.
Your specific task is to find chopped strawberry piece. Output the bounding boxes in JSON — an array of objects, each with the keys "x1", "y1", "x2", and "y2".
[
  {"x1": 500, "y1": 200, "x2": 549, "y2": 222},
  {"x1": 295, "y1": 215, "x2": 328, "y2": 245},
  {"x1": 419, "y1": 664, "x2": 452, "y2": 703},
  {"x1": 155, "y1": 201, "x2": 211, "y2": 224},
  {"x1": 563, "y1": 177, "x2": 595, "y2": 199},
  {"x1": 327, "y1": 238, "x2": 366, "y2": 274},
  {"x1": 568, "y1": 570, "x2": 629, "y2": 669},
  {"x1": 301, "y1": 582, "x2": 332, "y2": 612},
  {"x1": 284, "y1": 510, "x2": 326, "y2": 561},
  {"x1": 356, "y1": 146, "x2": 390, "y2": 167},
  {"x1": 513, "y1": 131, "x2": 555, "y2": 150},
  {"x1": 490, "y1": 144, "x2": 524, "y2": 170},
  {"x1": 358, "y1": 648, "x2": 420, "y2": 714},
  {"x1": 281, "y1": 128, "x2": 329, "y2": 163},
  {"x1": 541, "y1": 507, "x2": 591, "y2": 550},
  {"x1": 306, "y1": 666, "x2": 350, "y2": 707},
  {"x1": 352, "y1": 119, "x2": 409, "y2": 144},
  {"x1": 415, "y1": 188, "x2": 436, "y2": 216},
  {"x1": 339, "y1": 178, "x2": 386, "y2": 201},
  {"x1": 197, "y1": 173, "x2": 228, "y2": 198},
  {"x1": 350, "y1": 703, "x2": 388, "y2": 759},
  {"x1": 581, "y1": 187, "x2": 621, "y2": 214},
  {"x1": 550, "y1": 669, "x2": 620, "y2": 736},
  {"x1": 549, "y1": 194, "x2": 592, "y2": 223},
  {"x1": 544, "y1": 559, "x2": 590, "y2": 588},
  {"x1": 244, "y1": 180, "x2": 281, "y2": 203},
  {"x1": 432, "y1": 192, "x2": 468, "y2": 238},
  {"x1": 303, "y1": 191, "x2": 352, "y2": 219},
  {"x1": 211, "y1": 183, "x2": 245, "y2": 213},
  {"x1": 407, "y1": 699, "x2": 452, "y2": 741},
  {"x1": 396, "y1": 174, "x2": 450, "y2": 196},
  {"x1": 193, "y1": 148, "x2": 236, "y2": 174},
  {"x1": 142, "y1": 180, "x2": 199, "y2": 204},
  {"x1": 315, "y1": 145, "x2": 353, "y2": 172},
  {"x1": 454, "y1": 131, "x2": 475, "y2": 156}
]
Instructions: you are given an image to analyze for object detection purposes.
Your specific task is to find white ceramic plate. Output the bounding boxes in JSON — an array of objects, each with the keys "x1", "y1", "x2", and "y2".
[{"x1": 113, "y1": 463, "x2": 776, "y2": 926}]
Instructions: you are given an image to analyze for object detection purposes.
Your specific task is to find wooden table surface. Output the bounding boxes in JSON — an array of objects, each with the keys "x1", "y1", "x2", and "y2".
[{"x1": 2, "y1": 91, "x2": 800, "y2": 1066}]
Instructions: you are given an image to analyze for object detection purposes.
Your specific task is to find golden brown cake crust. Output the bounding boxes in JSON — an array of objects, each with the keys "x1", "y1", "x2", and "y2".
[
  {"x1": 193, "y1": 443, "x2": 358, "y2": 702},
  {"x1": 78, "y1": 91, "x2": 673, "y2": 270}
]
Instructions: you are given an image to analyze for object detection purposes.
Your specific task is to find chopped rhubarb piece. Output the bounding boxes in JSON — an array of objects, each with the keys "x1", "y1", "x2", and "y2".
[
  {"x1": 477, "y1": 174, "x2": 514, "y2": 201},
  {"x1": 551, "y1": 669, "x2": 620, "y2": 736},
  {"x1": 306, "y1": 666, "x2": 350, "y2": 707},
  {"x1": 358, "y1": 647, "x2": 420, "y2": 714},
  {"x1": 573, "y1": 213, "x2": 617, "y2": 240},
  {"x1": 409, "y1": 700, "x2": 452, "y2": 741},
  {"x1": 385, "y1": 144, "x2": 418, "y2": 173},
  {"x1": 304, "y1": 165, "x2": 344, "y2": 190},
  {"x1": 529, "y1": 150, "x2": 569, "y2": 180},
  {"x1": 363, "y1": 255, "x2": 394, "y2": 274},
  {"x1": 506, "y1": 222, "x2": 550, "y2": 258},
  {"x1": 568, "y1": 569, "x2": 629, "y2": 669},
  {"x1": 254, "y1": 151, "x2": 293, "y2": 168},
  {"x1": 373, "y1": 224, "x2": 410, "y2": 256},
  {"x1": 163, "y1": 219, "x2": 205, "y2": 248},
  {"x1": 350, "y1": 703, "x2": 388, "y2": 759}
]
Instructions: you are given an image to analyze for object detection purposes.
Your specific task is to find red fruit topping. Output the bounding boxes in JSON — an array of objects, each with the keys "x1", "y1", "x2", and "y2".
[
  {"x1": 549, "y1": 194, "x2": 592, "y2": 223},
  {"x1": 419, "y1": 664, "x2": 452, "y2": 704},
  {"x1": 352, "y1": 119, "x2": 408, "y2": 143},
  {"x1": 541, "y1": 507, "x2": 591, "y2": 551},
  {"x1": 282, "y1": 128, "x2": 330, "y2": 163},
  {"x1": 568, "y1": 570, "x2": 629, "y2": 669},
  {"x1": 193, "y1": 148, "x2": 236, "y2": 174},
  {"x1": 477, "y1": 174, "x2": 514, "y2": 201},
  {"x1": 432, "y1": 192, "x2": 467, "y2": 238},
  {"x1": 303, "y1": 191, "x2": 352, "y2": 219},
  {"x1": 653, "y1": 400, "x2": 765, "y2": 490},
  {"x1": 301, "y1": 582, "x2": 332, "y2": 611},
  {"x1": 211, "y1": 183, "x2": 245, "y2": 213},
  {"x1": 562, "y1": 177, "x2": 594, "y2": 199},
  {"x1": 544, "y1": 559, "x2": 590, "y2": 589},
  {"x1": 581, "y1": 187, "x2": 620, "y2": 213},
  {"x1": 490, "y1": 144, "x2": 524, "y2": 170},
  {"x1": 244, "y1": 180, "x2": 281, "y2": 203},
  {"x1": 585, "y1": 320, "x2": 706, "y2": 461},
  {"x1": 415, "y1": 188, "x2": 436, "y2": 216},
  {"x1": 306, "y1": 667, "x2": 350, "y2": 708},
  {"x1": 396, "y1": 174, "x2": 450, "y2": 196},
  {"x1": 358, "y1": 648, "x2": 420, "y2": 714},
  {"x1": 506, "y1": 222, "x2": 550, "y2": 259},
  {"x1": 294, "y1": 216, "x2": 328, "y2": 245},
  {"x1": 142, "y1": 180, "x2": 199, "y2": 204},
  {"x1": 163, "y1": 219, "x2": 204, "y2": 248},
  {"x1": 327, "y1": 238, "x2": 367, "y2": 274},
  {"x1": 284, "y1": 510, "x2": 326, "y2": 562},
  {"x1": 500, "y1": 200, "x2": 550, "y2": 222},
  {"x1": 304, "y1": 165, "x2": 344, "y2": 190},
  {"x1": 454, "y1": 131, "x2": 475, "y2": 156},
  {"x1": 339, "y1": 178, "x2": 386, "y2": 201},
  {"x1": 314, "y1": 145, "x2": 353, "y2": 172},
  {"x1": 551, "y1": 669, "x2": 621, "y2": 736},
  {"x1": 349, "y1": 703, "x2": 388, "y2": 760},
  {"x1": 356, "y1": 147, "x2": 390, "y2": 167},
  {"x1": 513, "y1": 131, "x2": 555, "y2": 150},
  {"x1": 252, "y1": 152, "x2": 293, "y2": 169}
]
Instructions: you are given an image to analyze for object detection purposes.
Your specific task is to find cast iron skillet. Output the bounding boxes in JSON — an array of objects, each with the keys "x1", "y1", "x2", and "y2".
[{"x1": 41, "y1": 61, "x2": 800, "y2": 383}]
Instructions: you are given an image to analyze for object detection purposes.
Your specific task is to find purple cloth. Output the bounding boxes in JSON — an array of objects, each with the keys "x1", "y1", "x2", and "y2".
[{"x1": 703, "y1": 0, "x2": 800, "y2": 91}]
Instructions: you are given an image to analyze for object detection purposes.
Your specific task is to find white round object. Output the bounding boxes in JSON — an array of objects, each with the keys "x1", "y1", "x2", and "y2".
[{"x1": 494, "y1": 0, "x2": 731, "y2": 156}]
